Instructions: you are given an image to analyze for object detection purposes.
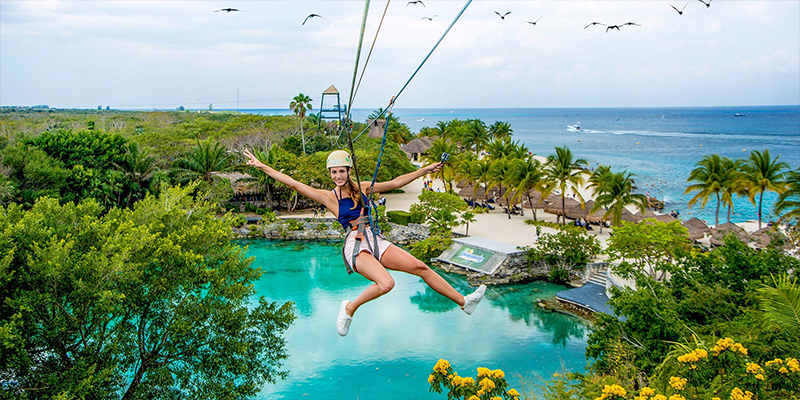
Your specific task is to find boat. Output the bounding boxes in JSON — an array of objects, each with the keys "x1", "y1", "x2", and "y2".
[
  {"x1": 567, "y1": 122, "x2": 582, "y2": 131},
  {"x1": 734, "y1": 113, "x2": 746, "y2": 117}
]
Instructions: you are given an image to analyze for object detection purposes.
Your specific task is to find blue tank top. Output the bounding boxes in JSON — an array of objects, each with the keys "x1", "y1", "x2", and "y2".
[{"x1": 334, "y1": 189, "x2": 370, "y2": 229}]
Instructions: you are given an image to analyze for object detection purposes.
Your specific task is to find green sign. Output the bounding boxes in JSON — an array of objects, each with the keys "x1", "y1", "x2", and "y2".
[{"x1": 445, "y1": 244, "x2": 493, "y2": 271}]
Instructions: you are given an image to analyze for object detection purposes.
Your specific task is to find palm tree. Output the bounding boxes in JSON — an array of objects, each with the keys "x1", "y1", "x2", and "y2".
[
  {"x1": 741, "y1": 149, "x2": 789, "y2": 229},
  {"x1": 486, "y1": 157, "x2": 515, "y2": 219},
  {"x1": 113, "y1": 142, "x2": 160, "y2": 207},
  {"x1": 289, "y1": 93, "x2": 313, "y2": 154},
  {"x1": 433, "y1": 120, "x2": 451, "y2": 141},
  {"x1": 489, "y1": 121, "x2": 513, "y2": 140},
  {"x1": 510, "y1": 156, "x2": 544, "y2": 220},
  {"x1": 171, "y1": 140, "x2": 235, "y2": 184},
  {"x1": 423, "y1": 138, "x2": 458, "y2": 193},
  {"x1": 243, "y1": 144, "x2": 281, "y2": 208},
  {"x1": 757, "y1": 274, "x2": 800, "y2": 331},
  {"x1": 484, "y1": 138, "x2": 529, "y2": 162},
  {"x1": 684, "y1": 154, "x2": 739, "y2": 226},
  {"x1": 468, "y1": 159, "x2": 492, "y2": 205},
  {"x1": 591, "y1": 170, "x2": 648, "y2": 227},
  {"x1": 542, "y1": 146, "x2": 588, "y2": 224},
  {"x1": 775, "y1": 168, "x2": 800, "y2": 221},
  {"x1": 461, "y1": 119, "x2": 490, "y2": 156}
]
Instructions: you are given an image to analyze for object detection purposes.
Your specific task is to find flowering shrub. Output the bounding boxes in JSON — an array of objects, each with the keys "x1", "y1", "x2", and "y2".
[{"x1": 429, "y1": 359, "x2": 521, "y2": 400}]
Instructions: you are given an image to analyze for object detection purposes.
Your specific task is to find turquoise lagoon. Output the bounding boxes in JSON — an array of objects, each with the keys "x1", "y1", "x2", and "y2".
[{"x1": 243, "y1": 239, "x2": 590, "y2": 400}]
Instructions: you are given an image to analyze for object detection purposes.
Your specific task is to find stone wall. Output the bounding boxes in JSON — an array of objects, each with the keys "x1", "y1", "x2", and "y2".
[{"x1": 232, "y1": 218, "x2": 434, "y2": 243}]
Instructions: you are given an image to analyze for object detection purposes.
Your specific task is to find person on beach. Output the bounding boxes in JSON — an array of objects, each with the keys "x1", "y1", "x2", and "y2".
[{"x1": 243, "y1": 149, "x2": 486, "y2": 337}]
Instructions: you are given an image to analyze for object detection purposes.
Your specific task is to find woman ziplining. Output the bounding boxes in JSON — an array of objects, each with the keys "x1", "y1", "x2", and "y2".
[{"x1": 242, "y1": 149, "x2": 486, "y2": 336}]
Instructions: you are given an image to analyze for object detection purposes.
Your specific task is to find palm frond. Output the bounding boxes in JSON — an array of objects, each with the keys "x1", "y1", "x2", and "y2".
[{"x1": 758, "y1": 274, "x2": 800, "y2": 331}]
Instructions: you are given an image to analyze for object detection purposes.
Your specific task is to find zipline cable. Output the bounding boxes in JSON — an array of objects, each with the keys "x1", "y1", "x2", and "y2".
[
  {"x1": 352, "y1": 0, "x2": 392, "y2": 106},
  {"x1": 344, "y1": 0, "x2": 372, "y2": 207}
]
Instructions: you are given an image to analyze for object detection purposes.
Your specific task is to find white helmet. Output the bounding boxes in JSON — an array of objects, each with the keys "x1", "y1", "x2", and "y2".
[{"x1": 326, "y1": 150, "x2": 353, "y2": 169}]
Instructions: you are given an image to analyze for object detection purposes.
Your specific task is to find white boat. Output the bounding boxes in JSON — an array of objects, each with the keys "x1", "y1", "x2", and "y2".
[{"x1": 567, "y1": 122, "x2": 582, "y2": 131}]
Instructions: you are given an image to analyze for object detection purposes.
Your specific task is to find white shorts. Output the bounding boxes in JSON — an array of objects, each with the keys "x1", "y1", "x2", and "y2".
[{"x1": 342, "y1": 228, "x2": 393, "y2": 272}]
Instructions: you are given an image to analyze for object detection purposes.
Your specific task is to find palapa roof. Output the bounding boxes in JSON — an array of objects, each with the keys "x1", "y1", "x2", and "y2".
[
  {"x1": 620, "y1": 208, "x2": 641, "y2": 223},
  {"x1": 544, "y1": 197, "x2": 580, "y2": 216},
  {"x1": 634, "y1": 208, "x2": 658, "y2": 220},
  {"x1": 401, "y1": 137, "x2": 432, "y2": 154},
  {"x1": 655, "y1": 214, "x2": 678, "y2": 223},
  {"x1": 682, "y1": 217, "x2": 710, "y2": 233},
  {"x1": 367, "y1": 119, "x2": 387, "y2": 138},
  {"x1": 524, "y1": 192, "x2": 560, "y2": 210},
  {"x1": 323, "y1": 85, "x2": 339, "y2": 94},
  {"x1": 710, "y1": 222, "x2": 749, "y2": 242},
  {"x1": 565, "y1": 200, "x2": 594, "y2": 220},
  {"x1": 749, "y1": 227, "x2": 786, "y2": 249}
]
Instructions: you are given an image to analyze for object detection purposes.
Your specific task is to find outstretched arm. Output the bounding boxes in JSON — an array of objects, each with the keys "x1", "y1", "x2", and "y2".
[
  {"x1": 243, "y1": 150, "x2": 336, "y2": 210},
  {"x1": 366, "y1": 162, "x2": 443, "y2": 193}
]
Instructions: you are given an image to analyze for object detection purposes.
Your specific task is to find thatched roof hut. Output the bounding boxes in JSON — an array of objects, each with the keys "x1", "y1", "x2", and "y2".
[
  {"x1": 401, "y1": 136, "x2": 435, "y2": 160},
  {"x1": 655, "y1": 214, "x2": 678, "y2": 223},
  {"x1": 749, "y1": 227, "x2": 786, "y2": 249},
  {"x1": 565, "y1": 200, "x2": 595, "y2": 220},
  {"x1": 367, "y1": 119, "x2": 386, "y2": 138},
  {"x1": 523, "y1": 192, "x2": 559, "y2": 210},
  {"x1": 634, "y1": 209, "x2": 658, "y2": 220},
  {"x1": 544, "y1": 197, "x2": 580, "y2": 216},
  {"x1": 710, "y1": 222, "x2": 749, "y2": 243},
  {"x1": 682, "y1": 217, "x2": 710, "y2": 240},
  {"x1": 620, "y1": 208, "x2": 641, "y2": 223}
]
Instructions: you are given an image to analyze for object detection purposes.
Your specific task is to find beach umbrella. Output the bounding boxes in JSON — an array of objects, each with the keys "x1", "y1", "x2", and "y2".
[
  {"x1": 634, "y1": 208, "x2": 658, "y2": 221},
  {"x1": 655, "y1": 214, "x2": 678, "y2": 223},
  {"x1": 524, "y1": 192, "x2": 559, "y2": 210},
  {"x1": 565, "y1": 200, "x2": 595, "y2": 220},
  {"x1": 682, "y1": 217, "x2": 710, "y2": 233},
  {"x1": 710, "y1": 222, "x2": 749, "y2": 242},
  {"x1": 456, "y1": 179, "x2": 469, "y2": 189},
  {"x1": 620, "y1": 208, "x2": 641, "y2": 223},
  {"x1": 749, "y1": 227, "x2": 786, "y2": 249},
  {"x1": 458, "y1": 184, "x2": 488, "y2": 200},
  {"x1": 544, "y1": 197, "x2": 580, "y2": 216}
]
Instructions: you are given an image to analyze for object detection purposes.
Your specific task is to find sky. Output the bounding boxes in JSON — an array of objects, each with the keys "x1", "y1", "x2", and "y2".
[{"x1": 1, "y1": 0, "x2": 798, "y2": 110}]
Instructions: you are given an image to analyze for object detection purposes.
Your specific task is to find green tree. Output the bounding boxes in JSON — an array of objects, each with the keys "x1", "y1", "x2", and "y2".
[
  {"x1": 423, "y1": 138, "x2": 458, "y2": 193},
  {"x1": 591, "y1": 170, "x2": 648, "y2": 228},
  {"x1": 289, "y1": 93, "x2": 313, "y2": 154},
  {"x1": 775, "y1": 168, "x2": 800, "y2": 222},
  {"x1": 604, "y1": 220, "x2": 689, "y2": 281},
  {"x1": 684, "y1": 154, "x2": 740, "y2": 226},
  {"x1": 409, "y1": 190, "x2": 467, "y2": 234},
  {"x1": 460, "y1": 119, "x2": 490, "y2": 156},
  {"x1": 488, "y1": 120, "x2": 513, "y2": 140},
  {"x1": 510, "y1": 156, "x2": 544, "y2": 220},
  {"x1": 170, "y1": 139, "x2": 235, "y2": 184},
  {"x1": 542, "y1": 146, "x2": 588, "y2": 224},
  {"x1": 740, "y1": 149, "x2": 789, "y2": 229},
  {"x1": 0, "y1": 185, "x2": 296, "y2": 399},
  {"x1": 460, "y1": 211, "x2": 476, "y2": 236},
  {"x1": 113, "y1": 142, "x2": 160, "y2": 207},
  {"x1": 758, "y1": 273, "x2": 800, "y2": 332},
  {"x1": 486, "y1": 157, "x2": 515, "y2": 219}
]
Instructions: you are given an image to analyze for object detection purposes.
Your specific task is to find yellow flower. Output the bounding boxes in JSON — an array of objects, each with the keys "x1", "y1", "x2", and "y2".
[
  {"x1": 779, "y1": 367, "x2": 789, "y2": 374},
  {"x1": 427, "y1": 374, "x2": 435, "y2": 384},
  {"x1": 477, "y1": 367, "x2": 491, "y2": 377},
  {"x1": 653, "y1": 395, "x2": 667, "y2": 400},
  {"x1": 491, "y1": 397, "x2": 502, "y2": 400},
  {"x1": 669, "y1": 395, "x2": 686, "y2": 400},
  {"x1": 745, "y1": 362, "x2": 763, "y2": 374},
  {"x1": 434, "y1": 359, "x2": 451, "y2": 374},
  {"x1": 597, "y1": 384, "x2": 627, "y2": 399},
  {"x1": 492, "y1": 369, "x2": 505, "y2": 379},
  {"x1": 712, "y1": 398, "x2": 721, "y2": 400},
  {"x1": 553, "y1": 373, "x2": 560, "y2": 378},
  {"x1": 755, "y1": 374, "x2": 764, "y2": 381},
  {"x1": 479, "y1": 378, "x2": 496, "y2": 390},
  {"x1": 787, "y1": 358, "x2": 800, "y2": 372},
  {"x1": 640, "y1": 387, "x2": 656, "y2": 396},
  {"x1": 461, "y1": 377, "x2": 475, "y2": 386},
  {"x1": 730, "y1": 387, "x2": 754, "y2": 400},
  {"x1": 507, "y1": 388, "x2": 520, "y2": 397},
  {"x1": 669, "y1": 376, "x2": 687, "y2": 391},
  {"x1": 477, "y1": 389, "x2": 486, "y2": 396},
  {"x1": 468, "y1": 396, "x2": 480, "y2": 400},
  {"x1": 765, "y1": 358, "x2": 783, "y2": 367}
]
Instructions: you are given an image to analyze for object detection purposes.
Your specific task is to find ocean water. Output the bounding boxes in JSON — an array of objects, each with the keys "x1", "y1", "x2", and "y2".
[
  {"x1": 243, "y1": 106, "x2": 800, "y2": 225},
  {"x1": 242, "y1": 239, "x2": 589, "y2": 400}
]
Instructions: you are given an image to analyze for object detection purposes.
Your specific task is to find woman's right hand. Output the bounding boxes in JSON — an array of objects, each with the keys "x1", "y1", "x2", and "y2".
[{"x1": 243, "y1": 149, "x2": 266, "y2": 169}]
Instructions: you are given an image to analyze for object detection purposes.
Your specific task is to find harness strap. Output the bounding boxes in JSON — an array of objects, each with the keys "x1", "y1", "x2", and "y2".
[{"x1": 344, "y1": 212, "x2": 379, "y2": 274}]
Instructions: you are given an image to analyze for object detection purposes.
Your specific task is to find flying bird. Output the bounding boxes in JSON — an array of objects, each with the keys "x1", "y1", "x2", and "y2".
[
  {"x1": 421, "y1": 15, "x2": 438, "y2": 21},
  {"x1": 621, "y1": 22, "x2": 641, "y2": 27},
  {"x1": 670, "y1": 3, "x2": 688, "y2": 15},
  {"x1": 698, "y1": 0, "x2": 712, "y2": 8},
  {"x1": 606, "y1": 25, "x2": 621, "y2": 32},
  {"x1": 584, "y1": 22, "x2": 606, "y2": 29},
  {"x1": 494, "y1": 11, "x2": 511, "y2": 20},
  {"x1": 525, "y1": 16, "x2": 543, "y2": 25},
  {"x1": 406, "y1": 1, "x2": 425, "y2": 9},
  {"x1": 302, "y1": 14, "x2": 323, "y2": 25},
  {"x1": 215, "y1": 8, "x2": 239, "y2": 13}
]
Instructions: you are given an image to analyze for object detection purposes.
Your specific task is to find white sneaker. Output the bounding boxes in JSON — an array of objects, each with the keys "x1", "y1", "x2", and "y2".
[
  {"x1": 337, "y1": 300, "x2": 353, "y2": 336},
  {"x1": 462, "y1": 285, "x2": 486, "y2": 315}
]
